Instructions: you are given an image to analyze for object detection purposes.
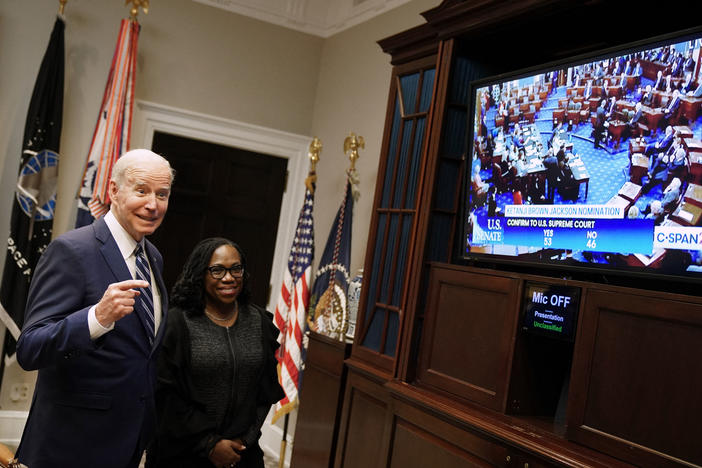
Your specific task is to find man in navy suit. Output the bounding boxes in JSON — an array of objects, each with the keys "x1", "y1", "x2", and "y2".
[{"x1": 16, "y1": 149, "x2": 174, "y2": 468}]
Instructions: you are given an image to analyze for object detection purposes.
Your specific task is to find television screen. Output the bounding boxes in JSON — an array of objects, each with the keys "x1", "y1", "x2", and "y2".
[{"x1": 463, "y1": 27, "x2": 702, "y2": 280}]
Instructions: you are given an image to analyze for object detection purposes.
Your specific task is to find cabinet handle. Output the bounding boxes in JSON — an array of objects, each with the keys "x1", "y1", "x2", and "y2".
[
  {"x1": 524, "y1": 463, "x2": 529, "y2": 468},
  {"x1": 506, "y1": 455, "x2": 511, "y2": 463}
]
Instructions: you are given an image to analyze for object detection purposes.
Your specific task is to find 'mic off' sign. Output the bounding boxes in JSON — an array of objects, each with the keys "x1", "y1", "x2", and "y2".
[{"x1": 522, "y1": 283, "x2": 581, "y2": 341}]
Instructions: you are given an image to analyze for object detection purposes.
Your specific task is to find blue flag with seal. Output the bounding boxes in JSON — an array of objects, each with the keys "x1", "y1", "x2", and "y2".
[
  {"x1": 307, "y1": 171, "x2": 357, "y2": 341},
  {"x1": 0, "y1": 17, "x2": 65, "y2": 364}
]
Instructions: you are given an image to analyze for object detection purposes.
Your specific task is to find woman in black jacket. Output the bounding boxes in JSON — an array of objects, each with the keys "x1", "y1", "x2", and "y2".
[{"x1": 147, "y1": 238, "x2": 283, "y2": 468}]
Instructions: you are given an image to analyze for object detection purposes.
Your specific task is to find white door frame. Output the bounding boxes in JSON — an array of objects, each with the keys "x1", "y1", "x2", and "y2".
[{"x1": 133, "y1": 100, "x2": 311, "y2": 313}]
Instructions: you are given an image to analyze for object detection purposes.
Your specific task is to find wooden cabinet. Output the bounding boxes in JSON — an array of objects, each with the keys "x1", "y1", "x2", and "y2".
[
  {"x1": 291, "y1": 333, "x2": 350, "y2": 468},
  {"x1": 568, "y1": 290, "x2": 702, "y2": 467},
  {"x1": 331, "y1": 1, "x2": 702, "y2": 467},
  {"x1": 417, "y1": 267, "x2": 520, "y2": 412}
]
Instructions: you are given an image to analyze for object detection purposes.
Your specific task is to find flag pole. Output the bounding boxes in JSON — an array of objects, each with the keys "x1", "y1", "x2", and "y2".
[{"x1": 277, "y1": 137, "x2": 322, "y2": 468}]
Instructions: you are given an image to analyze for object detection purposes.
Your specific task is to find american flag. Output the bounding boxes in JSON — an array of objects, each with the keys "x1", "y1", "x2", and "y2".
[
  {"x1": 272, "y1": 185, "x2": 314, "y2": 423},
  {"x1": 75, "y1": 19, "x2": 139, "y2": 227}
]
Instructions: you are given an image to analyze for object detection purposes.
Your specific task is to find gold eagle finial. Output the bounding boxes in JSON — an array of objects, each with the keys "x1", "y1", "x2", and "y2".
[
  {"x1": 305, "y1": 137, "x2": 322, "y2": 194},
  {"x1": 308, "y1": 137, "x2": 322, "y2": 174},
  {"x1": 126, "y1": 0, "x2": 149, "y2": 20},
  {"x1": 343, "y1": 133, "x2": 364, "y2": 171}
]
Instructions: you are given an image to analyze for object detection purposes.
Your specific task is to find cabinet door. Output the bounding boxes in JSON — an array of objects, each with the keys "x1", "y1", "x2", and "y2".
[
  {"x1": 568, "y1": 289, "x2": 702, "y2": 467},
  {"x1": 416, "y1": 265, "x2": 520, "y2": 411},
  {"x1": 353, "y1": 55, "x2": 437, "y2": 373}
]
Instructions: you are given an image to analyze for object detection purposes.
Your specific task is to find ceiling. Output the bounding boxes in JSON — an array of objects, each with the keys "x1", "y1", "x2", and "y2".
[{"x1": 193, "y1": 0, "x2": 413, "y2": 38}]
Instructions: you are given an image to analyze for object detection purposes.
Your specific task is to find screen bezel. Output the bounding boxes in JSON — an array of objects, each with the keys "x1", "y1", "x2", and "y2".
[{"x1": 456, "y1": 25, "x2": 702, "y2": 288}]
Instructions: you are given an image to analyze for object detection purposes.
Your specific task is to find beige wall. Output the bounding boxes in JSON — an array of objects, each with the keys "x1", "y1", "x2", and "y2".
[
  {"x1": 0, "y1": 0, "x2": 437, "y2": 448},
  {"x1": 0, "y1": 0, "x2": 323, "y2": 241},
  {"x1": 310, "y1": 0, "x2": 437, "y2": 277}
]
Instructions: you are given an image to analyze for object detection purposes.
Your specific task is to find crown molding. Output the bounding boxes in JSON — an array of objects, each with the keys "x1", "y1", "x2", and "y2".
[{"x1": 193, "y1": 0, "x2": 412, "y2": 38}]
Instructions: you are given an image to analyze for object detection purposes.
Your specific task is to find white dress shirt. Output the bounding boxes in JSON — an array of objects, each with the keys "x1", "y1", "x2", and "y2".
[{"x1": 88, "y1": 211, "x2": 163, "y2": 339}]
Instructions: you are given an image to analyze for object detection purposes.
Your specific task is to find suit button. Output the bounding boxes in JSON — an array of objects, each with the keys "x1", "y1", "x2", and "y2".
[{"x1": 139, "y1": 395, "x2": 146, "y2": 403}]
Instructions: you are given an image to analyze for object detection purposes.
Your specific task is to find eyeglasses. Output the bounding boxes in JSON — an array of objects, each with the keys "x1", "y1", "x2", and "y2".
[{"x1": 207, "y1": 264, "x2": 244, "y2": 279}]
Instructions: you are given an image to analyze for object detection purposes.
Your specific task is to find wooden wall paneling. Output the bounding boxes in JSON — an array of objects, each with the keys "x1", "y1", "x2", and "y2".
[
  {"x1": 385, "y1": 378, "x2": 635, "y2": 468},
  {"x1": 567, "y1": 289, "x2": 702, "y2": 468},
  {"x1": 290, "y1": 333, "x2": 351, "y2": 468},
  {"x1": 333, "y1": 366, "x2": 393, "y2": 468},
  {"x1": 416, "y1": 265, "x2": 521, "y2": 411},
  {"x1": 389, "y1": 391, "x2": 510, "y2": 467},
  {"x1": 389, "y1": 419, "x2": 496, "y2": 468}
]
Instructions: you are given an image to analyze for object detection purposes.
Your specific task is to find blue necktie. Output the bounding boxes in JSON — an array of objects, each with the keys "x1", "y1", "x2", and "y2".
[{"x1": 134, "y1": 244, "x2": 155, "y2": 344}]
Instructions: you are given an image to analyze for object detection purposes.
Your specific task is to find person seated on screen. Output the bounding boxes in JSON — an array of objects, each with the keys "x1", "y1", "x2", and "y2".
[
  {"x1": 632, "y1": 85, "x2": 643, "y2": 103},
  {"x1": 670, "y1": 52, "x2": 683, "y2": 78},
  {"x1": 612, "y1": 59, "x2": 621, "y2": 77},
  {"x1": 680, "y1": 72, "x2": 694, "y2": 94},
  {"x1": 642, "y1": 151, "x2": 672, "y2": 194},
  {"x1": 602, "y1": 79, "x2": 610, "y2": 98},
  {"x1": 503, "y1": 143, "x2": 518, "y2": 166},
  {"x1": 653, "y1": 70, "x2": 665, "y2": 91},
  {"x1": 669, "y1": 145, "x2": 688, "y2": 178},
  {"x1": 497, "y1": 99, "x2": 510, "y2": 132},
  {"x1": 593, "y1": 63, "x2": 605, "y2": 86},
  {"x1": 660, "y1": 89, "x2": 681, "y2": 123},
  {"x1": 583, "y1": 79, "x2": 593, "y2": 100},
  {"x1": 617, "y1": 72, "x2": 627, "y2": 93},
  {"x1": 472, "y1": 165, "x2": 489, "y2": 205},
  {"x1": 683, "y1": 50, "x2": 695, "y2": 72},
  {"x1": 643, "y1": 200, "x2": 667, "y2": 225},
  {"x1": 633, "y1": 61, "x2": 643, "y2": 80},
  {"x1": 605, "y1": 96, "x2": 617, "y2": 119},
  {"x1": 491, "y1": 84, "x2": 501, "y2": 107},
  {"x1": 511, "y1": 122, "x2": 523, "y2": 143},
  {"x1": 572, "y1": 72, "x2": 581, "y2": 88},
  {"x1": 623, "y1": 59, "x2": 632, "y2": 77},
  {"x1": 486, "y1": 185, "x2": 502, "y2": 217},
  {"x1": 626, "y1": 205, "x2": 641, "y2": 219},
  {"x1": 661, "y1": 177, "x2": 682, "y2": 212},
  {"x1": 658, "y1": 89, "x2": 680, "y2": 123},
  {"x1": 625, "y1": 102, "x2": 643, "y2": 139},
  {"x1": 640, "y1": 84, "x2": 654, "y2": 107},
  {"x1": 665, "y1": 74, "x2": 674, "y2": 93},
  {"x1": 644, "y1": 125, "x2": 674, "y2": 158},
  {"x1": 514, "y1": 148, "x2": 528, "y2": 177}
]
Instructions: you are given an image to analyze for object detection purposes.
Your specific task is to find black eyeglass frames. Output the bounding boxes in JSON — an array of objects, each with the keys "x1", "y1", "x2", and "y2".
[{"x1": 207, "y1": 265, "x2": 244, "y2": 279}]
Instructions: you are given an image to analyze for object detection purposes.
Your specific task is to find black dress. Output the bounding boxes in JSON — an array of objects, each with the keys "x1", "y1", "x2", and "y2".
[{"x1": 146, "y1": 304, "x2": 284, "y2": 468}]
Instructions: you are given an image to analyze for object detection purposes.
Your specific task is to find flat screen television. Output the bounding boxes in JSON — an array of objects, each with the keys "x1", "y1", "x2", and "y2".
[{"x1": 462, "y1": 26, "x2": 702, "y2": 283}]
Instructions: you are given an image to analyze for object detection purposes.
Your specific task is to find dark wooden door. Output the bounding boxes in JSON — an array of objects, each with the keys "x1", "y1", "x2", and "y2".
[{"x1": 148, "y1": 131, "x2": 288, "y2": 306}]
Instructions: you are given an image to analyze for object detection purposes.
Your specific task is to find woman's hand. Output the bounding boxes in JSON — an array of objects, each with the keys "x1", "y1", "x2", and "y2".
[{"x1": 208, "y1": 438, "x2": 246, "y2": 468}]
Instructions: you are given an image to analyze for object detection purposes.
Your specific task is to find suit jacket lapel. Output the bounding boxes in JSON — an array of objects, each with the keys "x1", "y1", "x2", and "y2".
[
  {"x1": 94, "y1": 217, "x2": 132, "y2": 282},
  {"x1": 94, "y1": 217, "x2": 154, "y2": 353}
]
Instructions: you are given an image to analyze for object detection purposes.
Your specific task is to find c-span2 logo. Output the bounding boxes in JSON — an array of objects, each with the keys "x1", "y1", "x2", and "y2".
[{"x1": 16, "y1": 149, "x2": 59, "y2": 221}]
